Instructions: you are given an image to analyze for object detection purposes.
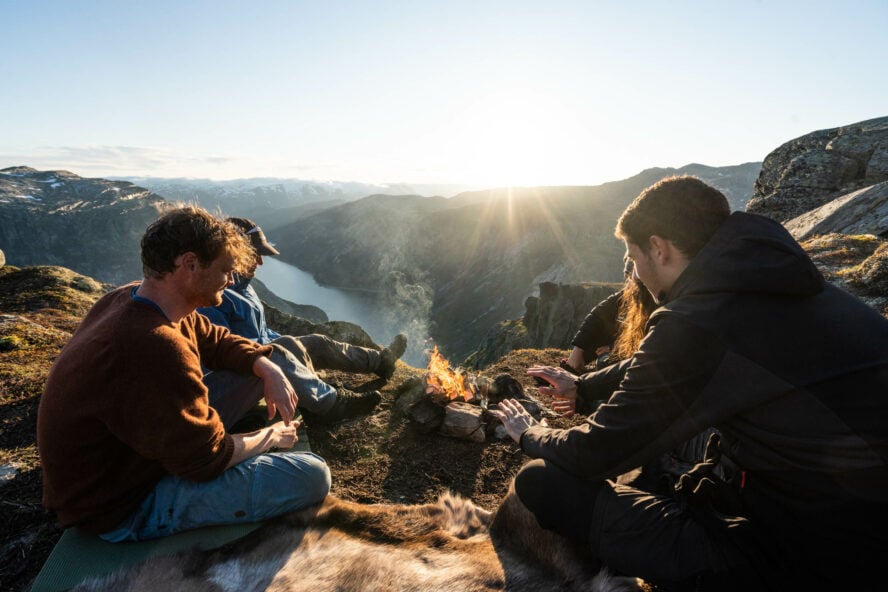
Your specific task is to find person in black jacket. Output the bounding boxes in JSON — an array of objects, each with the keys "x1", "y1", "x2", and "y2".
[{"x1": 491, "y1": 175, "x2": 888, "y2": 590}]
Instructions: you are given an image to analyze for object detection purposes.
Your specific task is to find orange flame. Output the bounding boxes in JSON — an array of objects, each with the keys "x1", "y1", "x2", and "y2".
[{"x1": 425, "y1": 346, "x2": 475, "y2": 402}]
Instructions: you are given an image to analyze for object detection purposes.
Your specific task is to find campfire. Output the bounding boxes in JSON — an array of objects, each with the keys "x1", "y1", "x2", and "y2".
[
  {"x1": 424, "y1": 346, "x2": 487, "y2": 407},
  {"x1": 394, "y1": 347, "x2": 547, "y2": 442}
]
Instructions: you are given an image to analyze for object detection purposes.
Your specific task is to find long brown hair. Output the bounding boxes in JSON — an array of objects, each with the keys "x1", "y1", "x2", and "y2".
[{"x1": 611, "y1": 276, "x2": 657, "y2": 360}]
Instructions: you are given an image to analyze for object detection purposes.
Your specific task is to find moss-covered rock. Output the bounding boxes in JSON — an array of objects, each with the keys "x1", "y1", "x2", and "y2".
[
  {"x1": 0, "y1": 265, "x2": 109, "y2": 317},
  {"x1": 801, "y1": 233, "x2": 888, "y2": 316}
]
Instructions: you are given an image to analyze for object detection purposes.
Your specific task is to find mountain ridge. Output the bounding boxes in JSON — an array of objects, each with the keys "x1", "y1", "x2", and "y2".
[
  {"x1": 0, "y1": 161, "x2": 759, "y2": 361},
  {"x1": 269, "y1": 162, "x2": 761, "y2": 360}
]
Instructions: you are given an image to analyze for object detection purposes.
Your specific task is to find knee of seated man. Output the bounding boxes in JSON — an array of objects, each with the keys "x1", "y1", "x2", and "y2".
[
  {"x1": 514, "y1": 459, "x2": 602, "y2": 543},
  {"x1": 514, "y1": 459, "x2": 551, "y2": 514},
  {"x1": 271, "y1": 335, "x2": 313, "y2": 371},
  {"x1": 272, "y1": 451, "x2": 332, "y2": 505},
  {"x1": 271, "y1": 336, "x2": 312, "y2": 364},
  {"x1": 300, "y1": 452, "x2": 332, "y2": 503}
]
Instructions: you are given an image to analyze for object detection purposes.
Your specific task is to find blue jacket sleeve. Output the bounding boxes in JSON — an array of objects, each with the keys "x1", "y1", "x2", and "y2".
[{"x1": 197, "y1": 305, "x2": 233, "y2": 331}]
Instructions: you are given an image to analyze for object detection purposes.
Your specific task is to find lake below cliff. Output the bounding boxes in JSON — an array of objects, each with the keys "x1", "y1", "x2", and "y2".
[{"x1": 256, "y1": 257, "x2": 427, "y2": 366}]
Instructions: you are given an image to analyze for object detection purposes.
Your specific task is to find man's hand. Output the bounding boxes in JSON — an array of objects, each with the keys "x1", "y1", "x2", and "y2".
[
  {"x1": 489, "y1": 398, "x2": 540, "y2": 444},
  {"x1": 266, "y1": 420, "x2": 300, "y2": 450},
  {"x1": 551, "y1": 396, "x2": 577, "y2": 417},
  {"x1": 252, "y1": 356, "x2": 298, "y2": 425},
  {"x1": 226, "y1": 419, "x2": 301, "y2": 469},
  {"x1": 528, "y1": 365, "x2": 579, "y2": 396},
  {"x1": 528, "y1": 365, "x2": 579, "y2": 417},
  {"x1": 565, "y1": 347, "x2": 587, "y2": 375}
]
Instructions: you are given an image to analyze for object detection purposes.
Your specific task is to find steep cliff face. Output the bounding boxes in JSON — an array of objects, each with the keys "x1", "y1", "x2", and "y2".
[
  {"x1": 746, "y1": 116, "x2": 888, "y2": 222},
  {"x1": 0, "y1": 167, "x2": 167, "y2": 285},
  {"x1": 466, "y1": 282, "x2": 618, "y2": 369}
]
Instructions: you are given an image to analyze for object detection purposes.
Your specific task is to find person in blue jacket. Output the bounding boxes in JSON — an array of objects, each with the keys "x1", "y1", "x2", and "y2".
[{"x1": 200, "y1": 217, "x2": 407, "y2": 426}]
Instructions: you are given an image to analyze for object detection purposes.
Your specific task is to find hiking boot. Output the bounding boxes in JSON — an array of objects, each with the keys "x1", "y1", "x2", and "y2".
[
  {"x1": 304, "y1": 388, "x2": 381, "y2": 426},
  {"x1": 376, "y1": 333, "x2": 408, "y2": 380}
]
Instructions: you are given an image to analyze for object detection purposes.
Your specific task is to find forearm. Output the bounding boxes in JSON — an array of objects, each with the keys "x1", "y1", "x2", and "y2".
[
  {"x1": 253, "y1": 354, "x2": 277, "y2": 378},
  {"x1": 226, "y1": 428, "x2": 278, "y2": 469},
  {"x1": 566, "y1": 347, "x2": 587, "y2": 371},
  {"x1": 524, "y1": 318, "x2": 725, "y2": 479}
]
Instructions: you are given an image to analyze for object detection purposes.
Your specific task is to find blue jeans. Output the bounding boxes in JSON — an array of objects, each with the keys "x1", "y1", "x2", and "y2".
[
  {"x1": 268, "y1": 338, "x2": 338, "y2": 414},
  {"x1": 100, "y1": 355, "x2": 332, "y2": 543},
  {"x1": 269, "y1": 335, "x2": 383, "y2": 413},
  {"x1": 99, "y1": 451, "x2": 330, "y2": 542},
  {"x1": 203, "y1": 345, "x2": 338, "y2": 419}
]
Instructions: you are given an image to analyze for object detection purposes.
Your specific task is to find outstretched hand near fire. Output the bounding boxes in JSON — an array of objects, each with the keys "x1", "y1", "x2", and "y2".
[
  {"x1": 528, "y1": 366, "x2": 578, "y2": 416},
  {"x1": 489, "y1": 398, "x2": 540, "y2": 443}
]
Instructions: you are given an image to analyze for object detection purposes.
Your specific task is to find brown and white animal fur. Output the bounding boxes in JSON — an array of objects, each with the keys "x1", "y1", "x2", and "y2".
[{"x1": 73, "y1": 488, "x2": 643, "y2": 592}]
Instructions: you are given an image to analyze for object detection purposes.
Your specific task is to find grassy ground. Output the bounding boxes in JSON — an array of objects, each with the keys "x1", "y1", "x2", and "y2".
[{"x1": 0, "y1": 266, "x2": 108, "y2": 592}]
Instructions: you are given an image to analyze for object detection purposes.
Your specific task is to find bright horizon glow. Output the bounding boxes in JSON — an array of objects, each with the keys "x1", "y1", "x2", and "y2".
[{"x1": 1, "y1": 1, "x2": 886, "y2": 187}]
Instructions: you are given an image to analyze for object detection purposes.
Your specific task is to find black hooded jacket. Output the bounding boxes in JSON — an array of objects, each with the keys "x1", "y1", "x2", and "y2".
[{"x1": 521, "y1": 212, "x2": 888, "y2": 576}]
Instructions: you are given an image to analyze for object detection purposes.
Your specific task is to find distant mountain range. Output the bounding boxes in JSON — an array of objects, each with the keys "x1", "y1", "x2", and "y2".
[
  {"x1": 0, "y1": 166, "x2": 165, "y2": 285},
  {"x1": 116, "y1": 176, "x2": 485, "y2": 232},
  {"x1": 0, "y1": 161, "x2": 760, "y2": 360}
]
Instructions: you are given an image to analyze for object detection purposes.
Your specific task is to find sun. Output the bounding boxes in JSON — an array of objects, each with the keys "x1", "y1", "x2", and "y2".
[{"x1": 452, "y1": 87, "x2": 580, "y2": 186}]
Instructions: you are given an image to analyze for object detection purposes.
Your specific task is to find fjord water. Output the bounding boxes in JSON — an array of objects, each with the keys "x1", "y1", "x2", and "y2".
[
  {"x1": 256, "y1": 257, "x2": 424, "y2": 365},
  {"x1": 256, "y1": 257, "x2": 378, "y2": 324}
]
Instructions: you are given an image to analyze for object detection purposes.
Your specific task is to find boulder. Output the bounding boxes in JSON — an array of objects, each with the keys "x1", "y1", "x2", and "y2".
[
  {"x1": 785, "y1": 182, "x2": 888, "y2": 240},
  {"x1": 747, "y1": 117, "x2": 888, "y2": 222}
]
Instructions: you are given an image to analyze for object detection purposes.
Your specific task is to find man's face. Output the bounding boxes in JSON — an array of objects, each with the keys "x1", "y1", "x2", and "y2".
[
  {"x1": 624, "y1": 240, "x2": 662, "y2": 299},
  {"x1": 191, "y1": 252, "x2": 236, "y2": 307}
]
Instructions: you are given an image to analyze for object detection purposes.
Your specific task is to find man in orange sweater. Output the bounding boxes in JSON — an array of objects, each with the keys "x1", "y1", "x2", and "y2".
[{"x1": 38, "y1": 206, "x2": 330, "y2": 541}]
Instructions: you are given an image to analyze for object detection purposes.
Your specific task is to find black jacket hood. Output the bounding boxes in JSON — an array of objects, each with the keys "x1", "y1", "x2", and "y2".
[{"x1": 667, "y1": 212, "x2": 824, "y2": 301}]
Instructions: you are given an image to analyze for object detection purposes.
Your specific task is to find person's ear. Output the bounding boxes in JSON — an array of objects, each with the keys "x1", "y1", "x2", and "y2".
[
  {"x1": 177, "y1": 252, "x2": 198, "y2": 272},
  {"x1": 648, "y1": 235, "x2": 669, "y2": 263}
]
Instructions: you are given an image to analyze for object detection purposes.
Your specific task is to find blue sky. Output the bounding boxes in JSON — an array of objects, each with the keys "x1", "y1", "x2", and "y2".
[{"x1": 1, "y1": 0, "x2": 885, "y2": 186}]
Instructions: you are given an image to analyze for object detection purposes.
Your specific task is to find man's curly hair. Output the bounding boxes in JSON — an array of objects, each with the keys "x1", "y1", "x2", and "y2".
[{"x1": 140, "y1": 205, "x2": 254, "y2": 279}]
